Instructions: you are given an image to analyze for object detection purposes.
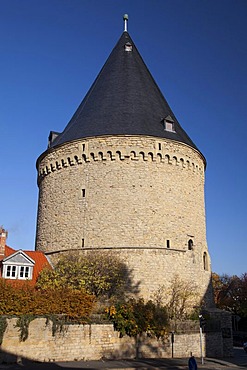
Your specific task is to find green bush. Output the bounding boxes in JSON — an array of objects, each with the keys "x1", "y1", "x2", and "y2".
[{"x1": 106, "y1": 298, "x2": 169, "y2": 339}]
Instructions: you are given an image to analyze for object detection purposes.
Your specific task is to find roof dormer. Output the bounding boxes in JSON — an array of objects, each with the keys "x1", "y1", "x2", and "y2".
[{"x1": 163, "y1": 115, "x2": 175, "y2": 133}]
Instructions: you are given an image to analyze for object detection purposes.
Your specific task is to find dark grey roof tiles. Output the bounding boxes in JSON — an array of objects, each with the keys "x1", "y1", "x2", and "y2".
[{"x1": 50, "y1": 32, "x2": 200, "y2": 152}]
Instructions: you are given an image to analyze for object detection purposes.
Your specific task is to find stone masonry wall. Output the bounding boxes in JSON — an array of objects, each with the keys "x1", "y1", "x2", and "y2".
[
  {"x1": 1, "y1": 318, "x2": 207, "y2": 363},
  {"x1": 35, "y1": 135, "x2": 212, "y2": 303}
]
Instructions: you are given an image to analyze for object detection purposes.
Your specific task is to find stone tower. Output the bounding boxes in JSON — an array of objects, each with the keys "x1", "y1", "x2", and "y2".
[{"x1": 36, "y1": 19, "x2": 213, "y2": 304}]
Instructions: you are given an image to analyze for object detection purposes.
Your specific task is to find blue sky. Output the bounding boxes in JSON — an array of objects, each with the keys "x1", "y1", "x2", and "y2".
[{"x1": 1, "y1": 0, "x2": 246, "y2": 276}]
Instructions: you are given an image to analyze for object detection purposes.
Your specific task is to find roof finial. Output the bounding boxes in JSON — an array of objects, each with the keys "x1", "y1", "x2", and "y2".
[{"x1": 123, "y1": 14, "x2": 128, "y2": 32}]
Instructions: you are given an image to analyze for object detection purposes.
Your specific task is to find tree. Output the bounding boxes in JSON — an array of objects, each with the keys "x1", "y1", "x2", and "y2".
[
  {"x1": 0, "y1": 278, "x2": 95, "y2": 320},
  {"x1": 212, "y1": 272, "x2": 247, "y2": 329},
  {"x1": 106, "y1": 298, "x2": 168, "y2": 339},
  {"x1": 153, "y1": 275, "x2": 200, "y2": 322},
  {"x1": 36, "y1": 251, "x2": 138, "y2": 300}
]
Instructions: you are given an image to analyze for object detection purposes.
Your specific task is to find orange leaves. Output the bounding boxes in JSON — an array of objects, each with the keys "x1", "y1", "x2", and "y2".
[{"x1": 0, "y1": 278, "x2": 95, "y2": 320}]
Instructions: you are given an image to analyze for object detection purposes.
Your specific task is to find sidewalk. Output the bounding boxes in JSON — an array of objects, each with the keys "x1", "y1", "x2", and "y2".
[{"x1": 1, "y1": 356, "x2": 247, "y2": 370}]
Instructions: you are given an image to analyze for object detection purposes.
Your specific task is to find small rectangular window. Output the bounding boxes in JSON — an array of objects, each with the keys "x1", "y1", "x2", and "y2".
[
  {"x1": 82, "y1": 238, "x2": 84, "y2": 248},
  {"x1": 165, "y1": 122, "x2": 174, "y2": 132},
  {"x1": 166, "y1": 240, "x2": 170, "y2": 248},
  {"x1": 20, "y1": 266, "x2": 24, "y2": 278},
  {"x1": 82, "y1": 189, "x2": 86, "y2": 198},
  {"x1": 24, "y1": 267, "x2": 29, "y2": 278},
  {"x1": 158, "y1": 143, "x2": 161, "y2": 150},
  {"x1": 82, "y1": 144, "x2": 85, "y2": 151},
  {"x1": 11, "y1": 266, "x2": 16, "y2": 277},
  {"x1": 6, "y1": 265, "x2": 17, "y2": 278},
  {"x1": 19, "y1": 266, "x2": 30, "y2": 279},
  {"x1": 6, "y1": 266, "x2": 11, "y2": 277}
]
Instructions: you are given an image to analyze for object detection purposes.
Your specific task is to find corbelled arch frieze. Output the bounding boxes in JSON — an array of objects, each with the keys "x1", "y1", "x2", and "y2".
[{"x1": 37, "y1": 136, "x2": 205, "y2": 184}]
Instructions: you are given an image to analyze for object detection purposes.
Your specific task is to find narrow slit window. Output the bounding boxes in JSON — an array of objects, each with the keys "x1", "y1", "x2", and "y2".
[
  {"x1": 203, "y1": 252, "x2": 208, "y2": 271},
  {"x1": 158, "y1": 143, "x2": 161, "y2": 150},
  {"x1": 188, "y1": 239, "x2": 193, "y2": 250},
  {"x1": 166, "y1": 240, "x2": 170, "y2": 248},
  {"x1": 82, "y1": 144, "x2": 85, "y2": 151},
  {"x1": 82, "y1": 189, "x2": 86, "y2": 198},
  {"x1": 82, "y1": 238, "x2": 85, "y2": 248}
]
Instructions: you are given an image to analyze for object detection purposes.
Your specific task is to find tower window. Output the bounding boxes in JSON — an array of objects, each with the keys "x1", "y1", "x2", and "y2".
[
  {"x1": 82, "y1": 144, "x2": 85, "y2": 151},
  {"x1": 158, "y1": 143, "x2": 161, "y2": 150},
  {"x1": 203, "y1": 252, "x2": 208, "y2": 271},
  {"x1": 82, "y1": 239, "x2": 85, "y2": 248},
  {"x1": 163, "y1": 115, "x2": 175, "y2": 132},
  {"x1": 166, "y1": 240, "x2": 170, "y2": 248},
  {"x1": 124, "y1": 42, "x2": 132, "y2": 52},
  {"x1": 82, "y1": 189, "x2": 86, "y2": 198},
  {"x1": 188, "y1": 239, "x2": 193, "y2": 250}
]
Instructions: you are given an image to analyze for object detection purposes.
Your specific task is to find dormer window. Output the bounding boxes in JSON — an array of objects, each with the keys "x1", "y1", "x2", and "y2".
[
  {"x1": 2, "y1": 250, "x2": 34, "y2": 281},
  {"x1": 3, "y1": 265, "x2": 32, "y2": 280},
  {"x1": 163, "y1": 115, "x2": 175, "y2": 132},
  {"x1": 125, "y1": 42, "x2": 132, "y2": 52},
  {"x1": 48, "y1": 131, "x2": 60, "y2": 148}
]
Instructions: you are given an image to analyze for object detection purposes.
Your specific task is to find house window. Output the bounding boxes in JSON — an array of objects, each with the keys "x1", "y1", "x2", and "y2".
[
  {"x1": 6, "y1": 265, "x2": 17, "y2": 278},
  {"x1": 19, "y1": 266, "x2": 31, "y2": 279},
  {"x1": 4, "y1": 265, "x2": 32, "y2": 280}
]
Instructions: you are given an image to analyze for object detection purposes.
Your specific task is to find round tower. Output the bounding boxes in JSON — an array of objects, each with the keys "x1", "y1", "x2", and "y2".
[{"x1": 36, "y1": 25, "x2": 213, "y2": 305}]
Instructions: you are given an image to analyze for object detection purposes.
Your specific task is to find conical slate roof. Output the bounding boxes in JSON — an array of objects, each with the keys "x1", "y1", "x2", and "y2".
[{"x1": 50, "y1": 31, "x2": 199, "y2": 151}]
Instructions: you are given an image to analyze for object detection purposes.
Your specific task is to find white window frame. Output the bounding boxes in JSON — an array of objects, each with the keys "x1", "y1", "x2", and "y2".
[
  {"x1": 3, "y1": 264, "x2": 33, "y2": 280},
  {"x1": 165, "y1": 120, "x2": 176, "y2": 132},
  {"x1": 163, "y1": 116, "x2": 175, "y2": 133},
  {"x1": 5, "y1": 265, "x2": 17, "y2": 278}
]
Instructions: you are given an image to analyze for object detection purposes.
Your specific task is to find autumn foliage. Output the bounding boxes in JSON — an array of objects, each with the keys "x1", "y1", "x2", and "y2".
[
  {"x1": 212, "y1": 273, "x2": 247, "y2": 319},
  {"x1": 106, "y1": 298, "x2": 169, "y2": 339},
  {"x1": 0, "y1": 279, "x2": 95, "y2": 320},
  {"x1": 36, "y1": 251, "x2": 137, "y2": 299}
]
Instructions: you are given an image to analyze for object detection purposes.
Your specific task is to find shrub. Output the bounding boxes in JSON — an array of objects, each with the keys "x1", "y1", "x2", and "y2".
[{"x1": 106, "y1": 298, "x2": 168, "y2": 339}]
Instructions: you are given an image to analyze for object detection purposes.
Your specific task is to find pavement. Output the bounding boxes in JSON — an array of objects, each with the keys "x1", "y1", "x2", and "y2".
[{"x1": 0, "y1": 348, "x2": 246, "y2": 370}]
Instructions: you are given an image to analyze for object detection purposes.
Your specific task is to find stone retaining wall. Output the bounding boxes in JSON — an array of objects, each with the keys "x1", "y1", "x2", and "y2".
[{"x1": 1, "y1": 318, "x2": 207, "y2": 363}]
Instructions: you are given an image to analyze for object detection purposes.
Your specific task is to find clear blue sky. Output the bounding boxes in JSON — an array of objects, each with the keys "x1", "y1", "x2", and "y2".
[{"x1": 1, "y1": 0, "x2": 246, "y2": 276}]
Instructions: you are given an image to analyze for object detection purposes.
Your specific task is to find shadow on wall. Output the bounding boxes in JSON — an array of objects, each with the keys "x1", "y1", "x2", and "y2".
[
  {"x1": 0, "y1": 275, "x2": 233, "y2": 364},
  {"x1": 0, "y1": 349, "x2": 60, "y2": 369},
  {"x1": 0, "y1": 348, "x2": 200, "y2": 370},
  {"x1": 203, "y1": 275, "x2": 233, "y2": 358}
]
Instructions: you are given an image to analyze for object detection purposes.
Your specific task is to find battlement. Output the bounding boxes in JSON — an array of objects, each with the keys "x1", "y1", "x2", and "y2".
[{"x1": 37, "y1": 136, "x2": 204, "y2": 184}]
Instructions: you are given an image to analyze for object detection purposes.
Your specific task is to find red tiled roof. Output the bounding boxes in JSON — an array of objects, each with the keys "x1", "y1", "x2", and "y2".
[
  {"x1": 24, "y1": 250, "x2": 51, "y2": 282},
  {"x1": 3, "y1": 245, "x2": 16, "y2": 258}
]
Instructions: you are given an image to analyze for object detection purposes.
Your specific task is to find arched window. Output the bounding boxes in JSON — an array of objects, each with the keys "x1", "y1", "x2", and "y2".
[
  {"x1": 188, "y1": 239, "x2": 193, "y2": 250},
  {"x1": 203, "y1": 252, "x2": 208, "y2": 271}
]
